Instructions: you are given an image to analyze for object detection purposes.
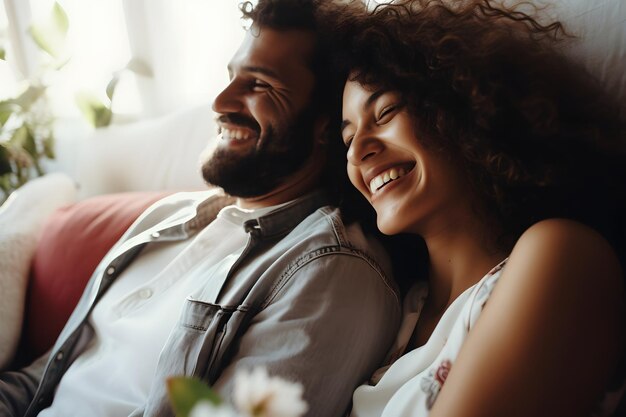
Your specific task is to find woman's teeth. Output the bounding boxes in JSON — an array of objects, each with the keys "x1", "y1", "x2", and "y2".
[{"x1": 369, "y1": 167, "x2": 408, "y2": 194}]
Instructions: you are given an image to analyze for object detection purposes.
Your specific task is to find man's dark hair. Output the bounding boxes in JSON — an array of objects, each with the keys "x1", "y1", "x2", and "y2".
[
  {"x1": 240, "y1": 0, "x2": 318, "y2": 30},
  {"x1": 239, "y1": 0, "x2": 340, "y2": 115},
  {"x1": 239, "y1": 0, "x2": 370, "y2": 213}
]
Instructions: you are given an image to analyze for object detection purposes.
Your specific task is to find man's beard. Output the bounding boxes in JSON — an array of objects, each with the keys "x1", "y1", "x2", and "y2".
[{"x1": 201, "y1": 107, "x2": 316, "y2": 198}]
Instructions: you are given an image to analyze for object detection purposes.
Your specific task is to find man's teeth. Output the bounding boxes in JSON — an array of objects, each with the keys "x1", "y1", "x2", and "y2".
[
  {"x1": 369, "y1": 167, "x2": 408, "y2": 193},
  {"x1": 222, "y1": 128, "x2": 252, "y2": 141}
]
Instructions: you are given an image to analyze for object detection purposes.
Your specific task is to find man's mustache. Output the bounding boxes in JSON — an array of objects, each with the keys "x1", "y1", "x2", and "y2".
[{"x1": 217, "y1": 114, "x2": 261, "y2": 133}]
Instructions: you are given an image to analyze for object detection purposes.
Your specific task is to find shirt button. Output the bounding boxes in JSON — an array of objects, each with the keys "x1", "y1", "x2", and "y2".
[
  {"x1": 151, "y1": 231, "x2": 161, "y2": 239},
  {"x1": 106, "y1": 266, "x2": 116, "y2": 276},
  {"x1": 55, "y1": 351, "x2": 64, "y2": 361},
  {"x1": 139, "y1": 288, "x2": 153, "y2": 299}
]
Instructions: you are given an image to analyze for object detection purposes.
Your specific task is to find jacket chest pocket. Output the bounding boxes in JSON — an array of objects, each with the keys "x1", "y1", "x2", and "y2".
[
  {"x1": 174, "y1": 298, "x2": 237, "y2": 375},
  {"x1": 150, "y1": 299, "x2": 230, "y2": 380},
  {"x1": 143, "y1": 298, "x2": 251, "y2": 417}
]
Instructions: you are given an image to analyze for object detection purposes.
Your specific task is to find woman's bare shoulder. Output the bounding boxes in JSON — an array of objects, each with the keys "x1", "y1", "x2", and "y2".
[
  {"x1": 500, "y1": 218, "x2": 624, "y2": 329},
  {"x1": 509, "y1": 218, "x2": 622, "y2": 293},
  {"x1": 430, "y1": 218, "x2": 625, "y2": 417}
]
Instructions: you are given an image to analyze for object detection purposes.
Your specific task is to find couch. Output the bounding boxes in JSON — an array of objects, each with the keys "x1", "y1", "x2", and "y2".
[
  {"x1": 0, "y1": 102, "x2": 216, "y2": 369},
  {"x1": 0, "y1": 0, "x2": 624, "y2": 397}
]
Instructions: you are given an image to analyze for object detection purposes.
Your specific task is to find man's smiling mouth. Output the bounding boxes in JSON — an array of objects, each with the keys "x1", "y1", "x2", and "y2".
[
  {"x1": 217, "y1": 114, "x2": 261, "y2": 143},
  {"x1": 221, "y1": 127, "x2": 258, "y2": 141}
]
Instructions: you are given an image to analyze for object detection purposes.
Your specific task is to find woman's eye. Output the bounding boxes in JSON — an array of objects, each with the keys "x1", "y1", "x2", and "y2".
[
  {"x1": 343, "y1": 135, "x2": 354, "y2": 149},
  {"x1": 377, "y1": 104, "x2": 398, "y2": 124},
  {"x1": 252, "y1": 80, "x2": 271, "y2": 91}
]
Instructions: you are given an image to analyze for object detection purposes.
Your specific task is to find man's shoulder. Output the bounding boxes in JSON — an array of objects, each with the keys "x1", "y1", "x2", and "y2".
[
  {"x1": 293, "y1": 205, "x2": 380, "y2": 248},
  {"x1": 283, "y1": 205, "x2": 393, "y2": 275},
  {"x1": 256, "y1": 204, "x2": 399, "y2": 308}
]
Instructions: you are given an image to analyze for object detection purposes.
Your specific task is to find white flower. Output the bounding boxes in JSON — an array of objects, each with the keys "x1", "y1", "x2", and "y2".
[
  {"x1": 189, "y1": 400, "x2": 239, "y2": 417},
  {"x1": 233, "y1": 367, "x2": 308, "y2": 417}
]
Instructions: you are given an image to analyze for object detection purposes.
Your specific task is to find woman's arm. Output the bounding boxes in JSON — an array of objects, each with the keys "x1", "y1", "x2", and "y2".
[{"x1": 430, "y1": 218, "x2": 625, "y2": 417}]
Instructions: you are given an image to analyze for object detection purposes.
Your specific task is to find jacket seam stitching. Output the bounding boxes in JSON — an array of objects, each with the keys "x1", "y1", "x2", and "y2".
[{"x1": 261, "y1": 248, "x2": 399, "y2": 308}]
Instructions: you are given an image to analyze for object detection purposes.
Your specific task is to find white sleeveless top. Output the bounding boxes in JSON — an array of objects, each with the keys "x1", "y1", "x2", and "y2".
[{"x1": 351, "y1": 259, "x2": 624, "y2": 417}]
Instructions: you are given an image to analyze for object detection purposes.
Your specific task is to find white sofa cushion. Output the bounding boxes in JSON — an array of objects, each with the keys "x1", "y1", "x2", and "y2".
[
  {"x1": 0, "y1": 173, "x2": 77, "y2": 369},
  {"x1": 73, "y1": 102, "x2": 215, "y2": 199},
  {"x1": 47, "y1": 102, "x2": 216, "y2": 200}
]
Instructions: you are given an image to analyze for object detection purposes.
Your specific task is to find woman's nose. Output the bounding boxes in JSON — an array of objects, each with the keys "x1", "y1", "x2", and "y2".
[{"x1": 347, "y1": 129, "x2": 382, "y2": 166}]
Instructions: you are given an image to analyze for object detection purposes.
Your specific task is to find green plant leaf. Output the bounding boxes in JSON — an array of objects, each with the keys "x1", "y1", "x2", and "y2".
[
  {"x1": 167, "y1": 377, "x2": 222, "y2": 417},
  {"x1": 22, "y1": 127, "x2": 38, "y2": 158},
  {"x1": 13, "y1": 85, "x2": 46, "y2": 110},
  {"x1": 8, "y1": 126, "x2": 36, "y2": 172},
  {"x1": 126, "y1": 57, "x2": 154, "y2": 77},
  {"x1": 106, "y1": 73, "x2": 120, "y2": 102},
  {"x1": 51, "y1": 55, "x2": 71, "y2": 70},
  {"x1": 9, "y1": 125, "x2": 29, "y2": 148},
  {"x1": 0, "y1": 145, "x2": 12, "y2": 175},
  {"x1": 0, "y1": 47, "x2": 6, "y2": 60},
  {"x1": 8, "y1": 143, "x2": 34, "y2": 171},
  {"x1": 52, "y1": 2, "x2": 69, "y2": 34},
  {"x1": 28, "y1": 1, "x2": 69, "y2": 58},
  {"x1": 93, "y1": 106, "x2": 112, "y2": 127},
  {"x1": 43, "y1": 133, "x2": 56, "y2": 159},
  {"x1": 0, "y1": 172, "x2": 10, "y2": 187},
  {"x1": 75, "y1": 91, "x2": 112, "y2": 128},
  {"x1": 0, "y1": 173, "x2": 12, "y2": 197},
  {"x1": 0, "y1": 101, "x2": 21, "y2": 126}
]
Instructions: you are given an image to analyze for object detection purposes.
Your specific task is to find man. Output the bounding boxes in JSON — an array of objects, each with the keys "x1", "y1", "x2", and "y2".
[{"x1": 0, "y1": 1, "x2": 401, "y2": 416}]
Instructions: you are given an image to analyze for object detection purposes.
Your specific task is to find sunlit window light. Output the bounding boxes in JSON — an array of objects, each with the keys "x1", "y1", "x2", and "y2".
[
  {"x1": 27, "y1": 0, "x2": 135, "y2": 119},
  {"x1": 3, "y1": 0, "x2": 249, "y2": 123},
  {"x1": 0, "y1": 5, "x2": 20, "y2": 100}
]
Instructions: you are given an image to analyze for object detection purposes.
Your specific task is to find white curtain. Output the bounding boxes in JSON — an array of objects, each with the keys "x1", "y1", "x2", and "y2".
[
  {"x1": 3, "y1": 0, "x2": 245, "y2": 120},
  {"x1": 122, "y1": 0, "x2": 245, "y2": 118},
  {"x1": 5, "y1": 0, "x2": 623, "y2": 119},
  {"x1": 2, "y1": 0, "x2": 39, "y2": 79}
]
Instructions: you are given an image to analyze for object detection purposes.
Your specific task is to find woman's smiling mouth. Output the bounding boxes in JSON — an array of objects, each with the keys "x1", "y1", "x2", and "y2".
[{"x1": 368, "y1": 163, "x2": 416, "y2": 194}]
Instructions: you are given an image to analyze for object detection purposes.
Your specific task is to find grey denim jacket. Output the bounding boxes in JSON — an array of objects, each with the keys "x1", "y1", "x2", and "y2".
[{"x1": 0, "y1": 189, "x2": 401, "y2": 417}]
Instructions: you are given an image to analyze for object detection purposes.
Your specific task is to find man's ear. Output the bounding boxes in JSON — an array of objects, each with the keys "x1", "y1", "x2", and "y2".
[{"x1": 313, "y1": 116, "x2": 330, "y2": 147}]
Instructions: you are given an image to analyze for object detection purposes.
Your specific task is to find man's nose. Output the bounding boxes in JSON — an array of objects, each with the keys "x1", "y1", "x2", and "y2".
[{"x1": 212, "y1": 81, "x2": 243, "y2": 114}]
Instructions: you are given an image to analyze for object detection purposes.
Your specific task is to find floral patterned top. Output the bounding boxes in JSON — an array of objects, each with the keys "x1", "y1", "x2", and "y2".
[{"x1": 350, "y1": 259, "x2": 624, "y2": 417}]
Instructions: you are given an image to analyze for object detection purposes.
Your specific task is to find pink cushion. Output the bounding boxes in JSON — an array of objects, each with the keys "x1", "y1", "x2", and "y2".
[{"x1": 23, "y1": 191, "x2": 171, "y2": 359}]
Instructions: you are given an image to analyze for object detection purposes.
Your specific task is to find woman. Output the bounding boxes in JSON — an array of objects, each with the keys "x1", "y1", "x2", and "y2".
[{"x1": 337, "y1": 1, "x2": 626, "y2": 416}]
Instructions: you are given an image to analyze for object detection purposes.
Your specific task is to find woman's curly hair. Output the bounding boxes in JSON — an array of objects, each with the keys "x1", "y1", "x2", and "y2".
[{"x1": 334, "y1": 0, "x2": 626, "y2": 257}]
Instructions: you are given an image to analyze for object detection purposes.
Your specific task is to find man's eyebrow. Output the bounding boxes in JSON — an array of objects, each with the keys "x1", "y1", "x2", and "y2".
[
  {"x1": 226, "y1": 65, "x2": 280, "y2": 81},
  {"x1": 243, "y1": 66, "x2": 280, "y2": 80},
  {"x1": 341, "y1": 89, "x2": 386, "y2": 133}
]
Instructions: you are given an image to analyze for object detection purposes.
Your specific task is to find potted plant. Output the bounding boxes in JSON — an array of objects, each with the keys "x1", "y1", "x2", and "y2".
[{"x1": 0, "y1": 1, "x2": 67, "y2": 204}]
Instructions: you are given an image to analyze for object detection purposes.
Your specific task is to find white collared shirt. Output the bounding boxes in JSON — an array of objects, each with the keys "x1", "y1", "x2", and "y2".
[{"x1": 39, "y1": 203, "x2": 278, "y2": 417}]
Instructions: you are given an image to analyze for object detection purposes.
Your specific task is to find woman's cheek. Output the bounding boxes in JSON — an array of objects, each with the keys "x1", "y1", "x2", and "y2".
[{"x1": 347, "y1": 166, "x2": 369, "y2": 199}]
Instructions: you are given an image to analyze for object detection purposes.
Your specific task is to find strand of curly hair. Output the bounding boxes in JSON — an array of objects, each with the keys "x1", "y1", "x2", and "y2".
[{"x1": 334, "y1": 0, "x2": 626, "y2": 261}]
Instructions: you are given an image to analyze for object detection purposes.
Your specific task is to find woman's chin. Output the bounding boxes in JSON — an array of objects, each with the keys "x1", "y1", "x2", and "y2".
[{"x1": 376, "y1": 216, "x2": 404, "y2": 236}]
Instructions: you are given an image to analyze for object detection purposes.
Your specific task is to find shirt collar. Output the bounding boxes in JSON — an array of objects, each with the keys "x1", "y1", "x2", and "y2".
[
  {"x1": 218, "y1": 201, "x2": 288, "y2": 226},
  {"x1": 184, "y1": 189, "x2": 331, "y2": 240},
  {"x1": 242, "y1": 189, "x2": 331, "y2": 239}
]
